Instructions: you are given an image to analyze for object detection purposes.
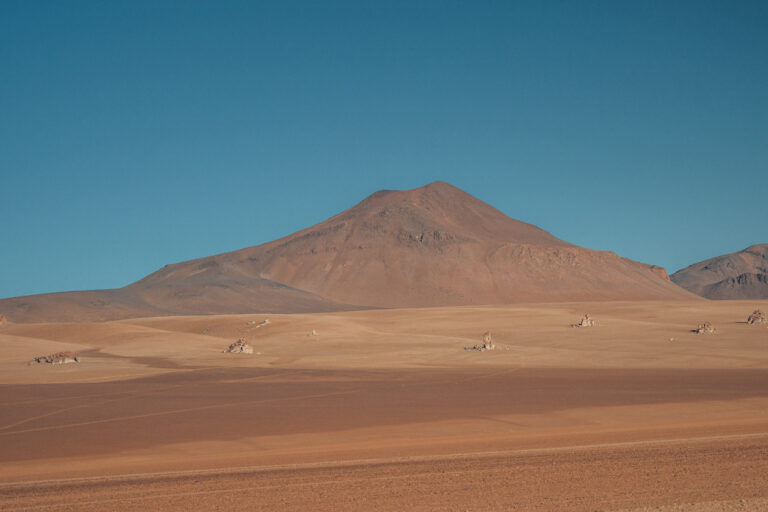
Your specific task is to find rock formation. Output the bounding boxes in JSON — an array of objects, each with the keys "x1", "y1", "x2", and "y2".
[
  {"x1": 747, "y1": 309, "x2": 766, "y2": 325},
  {"x1": 572, "y1": 313, "x2": 597, "y2": 327},
  {"x1": 482, "y1": 331, "x2": 494, "y2": 350},
  {"x1": 30, "y1": 352, "x2": 80, "y2": 365},
  {"x1": 466, "y1": 331, "x2": 495, "y2": 351},
  {"x1": 693, "y1": 322, "x2": 716, "y2": 335},
  {"x1": 223, "y1": 338, "x2": 254, "y2": 354}
]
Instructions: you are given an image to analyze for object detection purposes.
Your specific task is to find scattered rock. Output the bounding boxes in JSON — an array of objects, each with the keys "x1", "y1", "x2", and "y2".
[
  {"x1": 30, "y1": 352, "x2": 80, "y2": 365},
  {"x1": 746, "y1": 309, "x2": 766, "y2": 325},
  {"x1": 248, "y1": 319, "x2": 270, "y2": 328},
  {"x1": 223, "y1": 338, "x2": 254, "y2": 354},
  {"x1": 693, "y1": 322, "x2": 716, "y2": 335},
  {"x1": 465, "y1": 331, "x2": 495, "y2": 351},
  {"x1": 308, "y1": 330, "x2": 318, "y2": 336},
  {"x1": 572, "y1": 313, "x2": 597, "y2": 327},
  {"x1": 0, "y1": 314, "x2": 8, "y2": 328}
]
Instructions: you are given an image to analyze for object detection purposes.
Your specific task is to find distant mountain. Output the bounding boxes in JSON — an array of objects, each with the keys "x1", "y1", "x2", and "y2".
[
  {"x1": 671, "y1": 244, "x2": 768, "y2": 299},
  {"x1": 0, "y1": 181, "x2": 696, "y2": 322},
  {"x1": 0, "y1": 278, "x2": 357, "y2": 323}
]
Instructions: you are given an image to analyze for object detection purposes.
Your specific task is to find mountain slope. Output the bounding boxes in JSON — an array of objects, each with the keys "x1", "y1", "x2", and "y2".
[
  {"x1": 134, "y1": 181, "x2": 695, "y2": 308},
  {"x1": 671, "y1": 244, "x2": 768, "y2": 299},
  {"x1": 0, "y1": 277, "x2": 358, "y2": 323}
]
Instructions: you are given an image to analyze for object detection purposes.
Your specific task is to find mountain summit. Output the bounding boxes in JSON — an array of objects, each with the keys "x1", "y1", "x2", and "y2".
[{"x1": 0, "y1": 182, "x2": 695, "y2": 322}]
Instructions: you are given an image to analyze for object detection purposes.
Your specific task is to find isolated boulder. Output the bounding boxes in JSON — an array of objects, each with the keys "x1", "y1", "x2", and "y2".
[
  {"x1": 465, "y1": 331, "x2": 495, "y2": 351},
  {"x1": 747, "y1": 309, "x2": 766, "y2": 325},
  {"x1": 482, "y1": 331, "x2": 494, "y2": 350},
  {"x1": 693, "y1": 322, "x2": 716, "y2": 335},
  {"x1": 223, "y1": 338, "x2": 254, "y2": 354},
  {"x1": 31, "y1": 352, "x2": 80, "y2": 365},
  {"x1": 573, "y1": 313, "x2": 597, "y2": 327}
]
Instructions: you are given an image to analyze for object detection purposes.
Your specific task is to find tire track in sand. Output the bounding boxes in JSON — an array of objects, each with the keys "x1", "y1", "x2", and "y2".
[{"x1": 0, "y1": 388, "x2": 363, "y2": 437}]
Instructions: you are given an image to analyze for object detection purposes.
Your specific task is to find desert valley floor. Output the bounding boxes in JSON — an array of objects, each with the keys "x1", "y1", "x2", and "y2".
[{"x1": 1, "y1": 300, "x2": 767, "y2": 511}]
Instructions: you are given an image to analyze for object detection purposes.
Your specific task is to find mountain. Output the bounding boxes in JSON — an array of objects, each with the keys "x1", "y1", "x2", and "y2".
[
  {"x1": 670, "y1": 244, "x2": 768, "y2": 299},
  {"x1": 0, "y1": 181, "x2": 696, "y2": 322}
]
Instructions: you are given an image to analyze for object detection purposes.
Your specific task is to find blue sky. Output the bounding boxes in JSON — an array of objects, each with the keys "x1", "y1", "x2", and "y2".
[{"x1": 1, "y1": 0, "x2": 766, "y2": 298}]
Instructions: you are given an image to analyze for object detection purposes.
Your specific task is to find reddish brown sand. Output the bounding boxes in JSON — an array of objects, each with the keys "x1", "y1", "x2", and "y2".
[{"x1": 1, "y1": 300, "x2": 767, "y2": 510}]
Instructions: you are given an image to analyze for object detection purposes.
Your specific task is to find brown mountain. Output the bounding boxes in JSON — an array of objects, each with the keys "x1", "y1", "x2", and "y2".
[
  {"x1": 0, "y1": 181, "x2": 696, "y2": 322},
  {"x1": 0, "y1": 277, "x2": 356, "y2": 323},
  {"x1": 670, "y1": 244, "x2": 768, "y2": 299}
]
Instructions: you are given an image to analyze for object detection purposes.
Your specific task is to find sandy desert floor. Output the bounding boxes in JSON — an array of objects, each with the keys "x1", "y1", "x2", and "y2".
[{"x1": 1, "y1": 300, "x2": 767, "y2": 510}]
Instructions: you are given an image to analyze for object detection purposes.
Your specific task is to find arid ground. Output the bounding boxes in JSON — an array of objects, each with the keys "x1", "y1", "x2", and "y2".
[{"x1": 1, "y1": 300, "x2": 767, "y2": 510}]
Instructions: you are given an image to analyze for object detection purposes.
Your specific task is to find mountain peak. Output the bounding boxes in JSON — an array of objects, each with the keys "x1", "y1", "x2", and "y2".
[
  {"x1": 336, "y1": 181, "x2": 566, "y2": 248},
  {"x1": 420, "y1": 180, "x2": 462, "y2": 191},
  {"x1": 361, "y1": 180, "x2": 466, "y2": 203}
]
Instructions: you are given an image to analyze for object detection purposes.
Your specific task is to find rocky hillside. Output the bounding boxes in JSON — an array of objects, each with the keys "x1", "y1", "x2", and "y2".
[{"x1": 671, "y1": 244, "x2": 768, "y2": 299}]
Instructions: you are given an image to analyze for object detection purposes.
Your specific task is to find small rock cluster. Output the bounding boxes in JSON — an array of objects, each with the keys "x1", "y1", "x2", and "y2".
[
  {"x1": 247, "y1": 319, "x2": 271, "y2": 328},
  {"x1": 572, "y1": 313, "x2": 597, "y2": 328},
  {"x1": 223, "y1": 338, "x2": 254, "y2": 354},
  {"x1": 693, "y1": 322, "x2": 716, "y2": 335},
  {"x1": 465, "y1": 331, "x2": 495, "y2": 351},
  {"x1": 747, "y1": 309, "x2": 766, "y2": 325},
  {"x1": 30, "y1": 352, "x2": 80, "y2": 365}
]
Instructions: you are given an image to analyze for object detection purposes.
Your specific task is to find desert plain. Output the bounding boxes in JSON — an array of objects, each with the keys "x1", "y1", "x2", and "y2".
[{"x1": 1, "y1": 299, "x2": 767, "y2": 511}]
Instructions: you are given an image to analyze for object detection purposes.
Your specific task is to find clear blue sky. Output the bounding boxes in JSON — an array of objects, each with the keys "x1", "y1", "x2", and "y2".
[{"x1": 2, "y1": 0, "x2": 766, "y2": 299}]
